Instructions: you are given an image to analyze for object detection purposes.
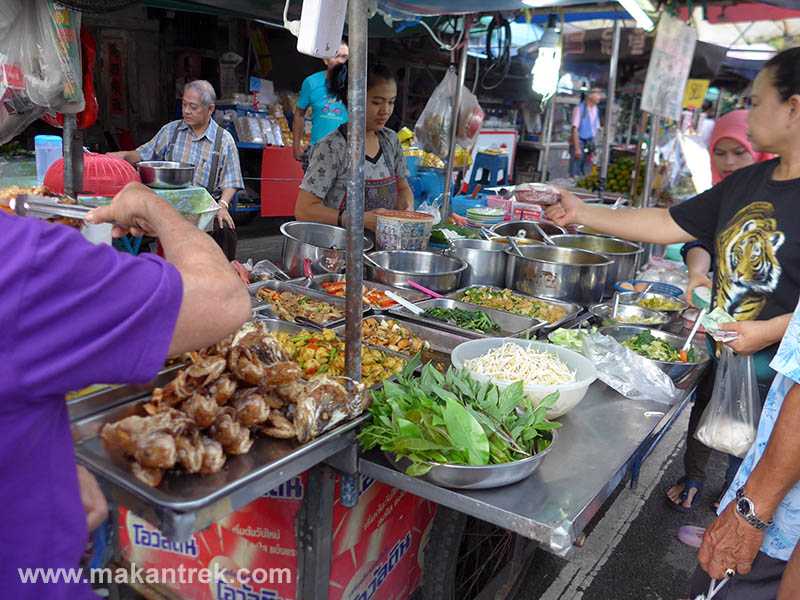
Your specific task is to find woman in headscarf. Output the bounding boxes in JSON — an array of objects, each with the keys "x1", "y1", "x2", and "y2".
[{"x1": 666, "y1": 110, "x2": 774, "y2": 514}]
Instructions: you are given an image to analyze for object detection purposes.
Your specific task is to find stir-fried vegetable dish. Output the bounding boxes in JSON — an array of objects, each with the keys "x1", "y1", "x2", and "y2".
[
  {"x1": 422, "y1": 307, "x2": 499, "y2": 333},
  {"x1": 458, "y1": 287, "x2": 567, "y2": 324},
  {"x1": 622, "y1": 330, "x2": 697, "y2": 363}
]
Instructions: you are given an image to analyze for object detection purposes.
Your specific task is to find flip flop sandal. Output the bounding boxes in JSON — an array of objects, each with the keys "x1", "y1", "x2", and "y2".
[{"x1": 665, "y1": 476, "x2": 704, "y2": 513}]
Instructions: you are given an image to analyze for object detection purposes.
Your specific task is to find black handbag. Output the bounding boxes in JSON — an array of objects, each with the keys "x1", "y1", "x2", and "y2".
[{"x1": 211, "y1": 218, "x2": 238, "y2": 261}]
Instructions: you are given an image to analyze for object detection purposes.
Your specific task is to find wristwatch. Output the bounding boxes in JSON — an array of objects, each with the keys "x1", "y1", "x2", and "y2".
[{"x1": 735, "y1": 487, "x2": 773, "y2": 530}]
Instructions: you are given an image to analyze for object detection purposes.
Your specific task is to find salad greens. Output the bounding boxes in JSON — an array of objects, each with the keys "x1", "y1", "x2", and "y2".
[
  {"x1": 548, "y1": 327, "x2": 595, "y2": 353},
  {"x1": 422, "y1": 306, "x2": 500, "y2": 333},
  {"x1": 358, "y1": 356, "x2": 560, "y2": 476},
  {"x1": 622, "y1": 330, "x2": 697, "y2": 363}
]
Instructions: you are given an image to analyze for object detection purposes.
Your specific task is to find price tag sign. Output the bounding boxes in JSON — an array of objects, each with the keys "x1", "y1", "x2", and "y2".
[
  {"x1": 641, "y1": 14, "x2": 698, "y2": 121},
  {"x1": 683, "y1": 79, "x2": 710, "y2": 109}
]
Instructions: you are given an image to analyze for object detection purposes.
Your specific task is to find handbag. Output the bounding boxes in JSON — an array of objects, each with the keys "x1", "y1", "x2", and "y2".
[{"x1": 210, "y1": 218, "x2": 237, "y2": 261}]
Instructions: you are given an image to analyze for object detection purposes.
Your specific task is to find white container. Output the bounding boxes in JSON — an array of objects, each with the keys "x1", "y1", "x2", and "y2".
[
  {"x1": 35, "y1": 135, "x2": 63, "y2": 183},
  {"x1": 451, "y1": 338, "x2": 598, "y2": 419},
  {"x1": 296, "y1": 0, "x2": 347, "y2": 58}
]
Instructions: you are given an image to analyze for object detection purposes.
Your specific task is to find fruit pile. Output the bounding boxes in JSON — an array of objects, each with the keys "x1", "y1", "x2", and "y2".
[{"x1": 577, "y1": 158, "x2": 643, "y2": 196}]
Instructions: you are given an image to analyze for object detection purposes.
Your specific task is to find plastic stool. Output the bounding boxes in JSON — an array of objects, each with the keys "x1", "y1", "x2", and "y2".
[{"x1": 468, "y1": 152, "x2": 509, "y2": 193}]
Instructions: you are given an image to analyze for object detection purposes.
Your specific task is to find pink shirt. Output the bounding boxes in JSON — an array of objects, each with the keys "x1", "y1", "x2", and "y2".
[{"x1": 571, "y1": 103, "x2": 600, "y2": 139}]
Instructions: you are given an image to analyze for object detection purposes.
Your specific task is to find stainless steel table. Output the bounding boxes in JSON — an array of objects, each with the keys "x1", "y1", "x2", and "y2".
[{"x1": 359, "y1": 381, "x2": 692, "y2": 558}]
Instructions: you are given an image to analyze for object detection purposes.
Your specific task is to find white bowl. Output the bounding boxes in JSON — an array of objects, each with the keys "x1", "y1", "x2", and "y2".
[{"x1": 451, "y1": 338, "x2": 597, "y2": 418}]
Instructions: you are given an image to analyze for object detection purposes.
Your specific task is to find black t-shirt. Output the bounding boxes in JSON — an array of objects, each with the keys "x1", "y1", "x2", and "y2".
[{"x1": 670, "y1": 158, "x2": 800, "y2": 323}]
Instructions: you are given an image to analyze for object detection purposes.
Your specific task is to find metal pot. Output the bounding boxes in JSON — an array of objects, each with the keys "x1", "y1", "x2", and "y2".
[
  {"x1": 279, "y1": 221, "x2": 374, "y2": 278},
  {"x1": 504, "y1": 245, "x2": 611, "y2": 305},
  {"x1": 365, "y1": 250, "x2": 468, "y2": 293},
  {"x1": 551, "y1": 234, "x2": 643, "y2": 297},
  {"x1": 491, "y1": 220, "x2": 566, "y2": 242},
  {"x1": 588, "y1": 302, "x2": 670, "y2": 328},
  {"x1": 444, "y1": 239, "x2": 507, "y2": 287},
  {"x1": 137, "y1": 161, "x2": 195, "y2": 189}
]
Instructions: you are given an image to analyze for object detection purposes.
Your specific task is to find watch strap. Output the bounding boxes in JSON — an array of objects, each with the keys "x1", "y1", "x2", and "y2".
[{"x1": 735, "y1": 487, "x2": 773, "y2": 530}]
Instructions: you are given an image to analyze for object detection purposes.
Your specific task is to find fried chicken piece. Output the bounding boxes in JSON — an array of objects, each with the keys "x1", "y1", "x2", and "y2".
[
  {"x1": 293, "y1": 377, "x2": 353, "y2": 443},
  {"x1": 181, "y1": 391, "x2": 219, "y2": 429},
  {"x1": 133, "y1": 431, "x2": 177, "y2": 469},
  {"x1": 200, "y1": 437, "x2": 226, "y2": 474},
  {"x1": 176, "y1": 431, "x2": 204, "y2": 474},
  {"x1": 261, "y1": 393, "x2": 286, "y2": 410},
  {"x1": 260, "y1": 412, "x2": 297, "y2": 439},
  {"x1": 274, "y1": 381, "x2": 306, "y2": 404},
  {"x1": 232, "y1": 388, "x2": 271, "y2": 427},
  {"x1": 101, "y1": 410, "x2": 191, "y2": 456},
  {"x1": 208, "y1": 374, "x2": 238, "y2": 406},
  {"x1": 225, "y1": 431, "x2": 254, "y2": 455},
  {"x1": 211, "y1": 409, "x2": 253, "y2": 454},
  {"x1": 131, "y1": 463, "x2": 165, "y2": 487},
  {"x1": 152, "y1": 355, "x2": 228, "y2": 406},
  {"x1": 228, "y1": 327, "x2": 290, "y2": 385}
]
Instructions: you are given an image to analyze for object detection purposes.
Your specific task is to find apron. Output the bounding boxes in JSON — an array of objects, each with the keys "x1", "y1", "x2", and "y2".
[{"x1": 337, "y1": 125, "x2": 400, "y2": 216}]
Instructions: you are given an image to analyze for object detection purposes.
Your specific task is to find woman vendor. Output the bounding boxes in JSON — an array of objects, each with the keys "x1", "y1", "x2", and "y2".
[{"x1": 294, "y1": 63, "x2": 414, "y2": 231}]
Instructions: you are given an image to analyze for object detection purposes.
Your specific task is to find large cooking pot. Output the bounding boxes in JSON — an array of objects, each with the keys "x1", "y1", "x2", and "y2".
[
  {"x1": 280, "y1": 221, "x2": 374, "y2": 278},
  {"x1": 504, "y1": 245, "x2": 611, "y2": 305},
  {"x1": 551, "y1": 234, "x2": 643, "y2": 297},
  {"x1": 137, "y1": 161, "x2": 194, "y2": 189},
  {"x1": 365, "y1": 250, "x2": 468, "y2": 293},
  {"x1": 491, "y1": 220, "x2": 566, "y2": 242},
  {"x1": 444, "y1": 239, "x2": 507, "y2": 287}
]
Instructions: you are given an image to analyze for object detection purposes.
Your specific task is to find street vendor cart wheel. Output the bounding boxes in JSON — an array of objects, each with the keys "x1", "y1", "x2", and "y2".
[{"x1": 422, "y1": 507, "x2": 528, "y2": 600}]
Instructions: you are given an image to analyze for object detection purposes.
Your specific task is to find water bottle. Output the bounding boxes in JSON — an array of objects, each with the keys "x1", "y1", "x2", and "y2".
[{"x1": 35, "y1": 135, "x2": 63, "y2": 183}]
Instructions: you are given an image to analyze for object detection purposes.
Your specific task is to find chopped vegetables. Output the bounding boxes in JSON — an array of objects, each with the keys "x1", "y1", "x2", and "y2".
[
  {"x1": 362, "y1": 318, "x2": 428, "y2": 355},
  {"x1": 459, "y1": 287, "x2": 568, "y2": 324},
  {"x1": 622, "y1": 330, "x2": 697, "y2": 363},
  {"x1": 548, "y1": 328, "x2": 594, "y2": 353},
  {"x1": 637, "y1": 295, "x2": 684, "y2": 311},
  {"x1": 256, "y1": 289, "x2": 343, "y2": 325},
  {"x1": 320, "y1": 281, "x2": 396, "y2": 309},
  {"x1": 464, "y1": 343, "x2": 575, "y2": 386},
  {"x1": 422, "y1": 307, "x2": 499, "y2": 333},
  {"x1": 274, "y1": 328, "x2": 406, "y2": 387},
  {"x1": 358, "y1": 359, "x2": 560, "y2": 476}
]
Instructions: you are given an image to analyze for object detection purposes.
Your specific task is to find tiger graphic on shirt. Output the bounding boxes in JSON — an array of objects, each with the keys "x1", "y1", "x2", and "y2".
[{"x1": 714, "y1": 202, "x2": 785, "y2": 321}]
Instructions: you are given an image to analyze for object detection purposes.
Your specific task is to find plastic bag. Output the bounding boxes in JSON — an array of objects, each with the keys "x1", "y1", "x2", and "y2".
[
  {"x1": 416, "y1": 197, "x2": 441, "y2": 225},
  {"x1": 456, "y1": 86, "x2": 484, "y2": 149},
  {"x1": 582, "y1": 332, "x2": 680, "y2": 405},
  {"x1": 695, "y1": 346, "x2": 759, "y2": 458},
  {"x1": 414, "y1": 69, "x2": 457, "y2": 158}
]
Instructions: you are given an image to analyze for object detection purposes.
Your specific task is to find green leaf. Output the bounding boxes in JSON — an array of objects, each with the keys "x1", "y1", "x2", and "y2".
[
  {"x1": 406, "y1": 461, "x2": 433, "y2": 476},
  {"x1": 392, "y1": 437, "x2": 452, "y2": 453},
  {"x1": 443, "y1": 397, "x2": 490, "y2": 465},
  {"x1": 498, "y1": 381, "x2": 524, "y2": 418},
  {"x1": 431, "y1": 384, "x2": 460, "y2": 405}
]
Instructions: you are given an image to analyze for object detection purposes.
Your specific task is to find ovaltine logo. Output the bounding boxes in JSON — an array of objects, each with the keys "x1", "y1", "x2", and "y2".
[
  {"x1": 132, "y1": 523, "x2": 199, "y2": 558},
  {"x1": 265, "y1": 477, "x2": 304, "y2": 500},
  {"x1": 347, "y1": 532, "x2": 412, "y2": 600}
]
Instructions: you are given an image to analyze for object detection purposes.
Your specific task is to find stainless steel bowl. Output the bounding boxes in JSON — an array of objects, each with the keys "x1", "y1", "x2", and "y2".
[
  {"x1": 383, "y1": 430, "x2": 556, "y2": 489},
  {"x1": 365, "y1": 250, "x2": 468, "y2": 293},
  {"x1": 491, "y1": 220, "x2": 566, "y2": 242},
  {"x1": 551, "y1": 234, "x2": 643, "y2": 297},
  {"x1": 588, "y1": 302, "x2": 670, "y2": 328},
  {"x1": 616, "y1": 291, "x2": 688, "y2": 319},
  {"x1": 599, "y1": 325, "x2": 711, "y2": 387},
  {"x1": 137, "y1": 161, "x2": 195, "y2": 189},
  {"x1": 280, "y1": 221, "x2": 374, "y2": 278},
  {"x1": 504, "y1": 245, "x2": 611, "y2": 305},
  {"x1": 444, "y1": 239, "x2": 508, "y2": 287}
]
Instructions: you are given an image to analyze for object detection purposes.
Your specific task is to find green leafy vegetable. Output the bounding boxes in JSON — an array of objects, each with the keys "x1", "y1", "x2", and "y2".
[
  {"x1": 622, "y1": 330, "x2": 697, "y2": 363},
  {"x1": 358, "y1": 363, "x2": 560, "y2": 476},
  {"x1": 422, "y1": 307, "x2": 500, "y2": 333}
]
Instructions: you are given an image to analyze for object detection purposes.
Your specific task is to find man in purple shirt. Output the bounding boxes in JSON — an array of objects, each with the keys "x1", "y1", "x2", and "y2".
[{"x1": 0, "y1": 182, "x2": 250, "y2": 599}]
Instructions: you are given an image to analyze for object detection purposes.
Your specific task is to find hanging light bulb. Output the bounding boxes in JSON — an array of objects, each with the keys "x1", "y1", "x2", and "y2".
[{"x1": 531, "y1": 15, "x2": 561, "y2": 100}]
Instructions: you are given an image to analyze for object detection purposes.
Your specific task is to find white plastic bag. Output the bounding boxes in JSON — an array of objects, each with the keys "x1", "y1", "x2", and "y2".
[
  {"x1": 414, "y1": 68, "x2": 484, "y2": 158},
  {"x1": 695, "y1": 346, "x2": 759, "y2": 458},
  {"x1": 582, "y1": 332, "x2": 680, "y2": 405}
]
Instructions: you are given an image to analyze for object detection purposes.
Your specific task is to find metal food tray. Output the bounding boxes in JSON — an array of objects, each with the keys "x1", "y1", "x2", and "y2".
[
  {"x1": 74, "y1": 396, "x2": 366, "y2": 542},
  {"x1": 68, "y1": 364, "x2": 185, "y2": 423},
  {"x1": 332, "y1": 315, "x2": 472, "y2": 370},
  {"x1": 250, "y1": 279, "x2": 365, "y2": 328},
  {"x1": 388, "y1": 298, "x2": 545, "y2": 339},
  {"x1": 288, "y1": 273, "x2": 428, "y2": 313},
  {"x1": 446, "y1": 286, "x2": 583, "y2": 332}
]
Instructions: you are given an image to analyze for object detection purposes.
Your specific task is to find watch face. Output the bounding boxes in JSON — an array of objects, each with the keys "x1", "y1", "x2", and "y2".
[{"x1": 738, "y1": 498, "x2": 752, "y2": 516}]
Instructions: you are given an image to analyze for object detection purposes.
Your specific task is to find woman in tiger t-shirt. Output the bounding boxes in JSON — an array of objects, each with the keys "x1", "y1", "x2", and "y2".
[{"x1": 546, "y1": 48, "x2": 800, "y2": 502}]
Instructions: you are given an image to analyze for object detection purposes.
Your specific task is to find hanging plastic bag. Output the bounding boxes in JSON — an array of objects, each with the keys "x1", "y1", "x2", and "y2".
[
  {"x1": 414, "y1": 68, "x2": 457, "y2": 158},
  {"x1": 456, "y1": 86, "x2": 484, "y2": 149},
  {"x1": 582, "y1": 332, "x2": 680, "y2": 405},
  {"x1": 695, "y1": 346, "x2": 759, "y2": 458}
]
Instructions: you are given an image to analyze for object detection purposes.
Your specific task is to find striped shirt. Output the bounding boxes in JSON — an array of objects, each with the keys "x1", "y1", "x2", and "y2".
[{"x1": 137, "y1": 119, "x2": 243, "y2": 195}]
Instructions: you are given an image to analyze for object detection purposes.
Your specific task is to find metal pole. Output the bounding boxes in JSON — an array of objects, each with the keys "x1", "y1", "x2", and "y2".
[
  {"x1": 63, "y1": 114, "x2": 83, "y2": 197},
  {"x1": 442, "y1": 20, "x2": 470, "y2": 219},
  {"x1": 599, "y1": 19, "x2": 622, "y2": 200},
  {"x1": 641, "y1": 114, "x2": 660, "y2": 263},
  {"x1": 625, "y1": 95, "x2": 637, "y2": 146},
  {"x1": 540, "y1": 97, "x2": 556, "y2": 181},
  {"x1": 344, "y1": 0, "x2": 367, "y2": 382}
]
